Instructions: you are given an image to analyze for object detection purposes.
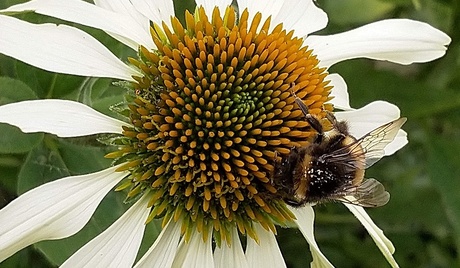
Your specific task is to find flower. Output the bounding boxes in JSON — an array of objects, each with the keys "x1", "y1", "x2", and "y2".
[{"x1": 0, "y1": 0, "x2": 450, "y2": 267}]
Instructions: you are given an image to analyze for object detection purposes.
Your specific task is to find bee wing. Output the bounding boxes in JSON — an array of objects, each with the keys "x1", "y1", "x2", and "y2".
[
  {"x1": 329, "y1": 117, "x2": 407, "y2": 169},
  {"x1": 337, "y1": 178, "x2": 390, "y2": 207},
  {"x1": 359, "y1": 117, "x2": 406, "y2": 168}
]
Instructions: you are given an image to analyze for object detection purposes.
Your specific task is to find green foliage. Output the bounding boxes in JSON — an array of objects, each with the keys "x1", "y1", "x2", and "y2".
[{"x1": 0, "y1": 0, "x2": 459, "y2": 267}]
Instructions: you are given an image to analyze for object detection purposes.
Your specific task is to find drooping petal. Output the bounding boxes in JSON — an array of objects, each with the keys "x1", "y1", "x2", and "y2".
[
  {"x1": 171, "y1": 228, "x2": 214, "y2": 268},
  {"x1": 195, "y1": 0, "x2": 232, "y2": 16},
  {"x1": 0, "y1": 166, "x2": 128, "y2": 262},
  {"x1": 327, "y1": 73, "x2": 351, "y2": 110},
  {"x1": 0, "y1": 15, "x2": 140, "y2": 80},
  {"x1": 214, "y1": 227, "x2": 248, "y2": 268},
  {"x1": 306, "y1": 19, "x2": 451, "y2": 67},
  {"x1": 334, "y1": 101, "x2": 408, "y2": 156},
  {"x1": 129, "y1": 0, "x2": 176, "y2": 28},
  {"x1": 61, "y1": 193, "x2": 151, "y2": 268},
  {"x1": 0, "y1": 99, "x2": 129, "y2": 138},
  {"x1": 245, "y1": 224, "x2": 286, "y2": 268},
  {"x1": 134, "y1": 219, "x2": 182, "y2": 268},
  {"x1": 344, "y1": 204, "x2": 398, "y2": 268},
  {"x1": 237, "y1": 0, "x2": 328, "y2": 37},
  {"x1": 289, "y1": 206, "x2": 334, "y2": 268},
  {"x1": 1, "y1": 0, "x2": 154, "y2": 50}
]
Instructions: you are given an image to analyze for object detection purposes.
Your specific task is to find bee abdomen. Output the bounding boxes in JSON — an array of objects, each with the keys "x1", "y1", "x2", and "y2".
[{"x1": 305, "y1": 165, "x2": 346, "y2": 202}]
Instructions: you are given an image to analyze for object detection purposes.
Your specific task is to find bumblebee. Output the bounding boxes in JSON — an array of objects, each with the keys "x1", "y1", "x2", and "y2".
[{"x1": 272, "y1": 94, "x2": 406, "y2": 207}]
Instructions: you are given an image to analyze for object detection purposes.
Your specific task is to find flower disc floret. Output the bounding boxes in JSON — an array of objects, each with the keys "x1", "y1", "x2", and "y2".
[{"x1": 110, "y1": 6, "x2": 332, "y2": 243}]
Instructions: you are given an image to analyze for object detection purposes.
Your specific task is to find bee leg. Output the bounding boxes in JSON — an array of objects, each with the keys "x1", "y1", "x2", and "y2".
[
  {"x1": 291, "y1": 89, "x2": 324, "y2": 137},
  {"x1": 293, "y1": 95, "x2": 310, "y2": 118},
  {"x1": 290, "y1": 86, "x2": 310, "y2": 117},
  {"x1": 309, "y1": 117, "x2": 324, "y2": 144},
  {"x1": 305, "y1": 115, "x2": 323, "y2": 133},
  {"x1": 325, "y1": 111, "x2": 337, "y2": 125},
  {"x1": 290, "y1": 86, "x2": 326, "y2": 144}
]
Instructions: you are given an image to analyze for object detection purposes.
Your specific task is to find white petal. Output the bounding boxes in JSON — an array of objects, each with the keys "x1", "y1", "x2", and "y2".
[
  {"x1": 0, "y1": 166, "x2": 128, "y2": 262},
  {"x1": 275, "y1": 0, "x2": 328, "y2": 37},
  {"x1": 61, "y1": 193, "x2": 151, "y2": 268},
  {"x1": 306, "y1": 19, "x2": 451, "y2": 67},
  {"x1": 0, "y1": 15, "x2": 140, "y2": 80},
  {"x1": 334, "y1": 101, "x2": 408, "y2": 156},
  {"x1": 1, "y1": 0, "x2": 154, "y2": 50},
  {"x1": 289, "y1": 206, "x2": 334, "y2": 268},
  {"x1": 214, "y1": 227, "x2": 248, "y2": 268},
  {"x1": 344, "y1": 204, "x2": 399, "y2": 268},
  {"x1": 94, "y1": 0, "x2": 148, "y2": 27},
  {"x1": 93, "y1": 0, "x2": 154, "y2": 50},
  {"x1": 129, "y1": 0, "x2": 176, "y2": 28},
  {"x1": 245, "y1": 224, "x2": 286, "y2": 268},
  {"x1": 134, "y1": 219, "x2": 182, "y2": 268},
  {"x1": 172, "y1": 228, "x2": 214, "y2": 268},
  {"x1": 0, "y1": 99, "x2": 129, "y2": 138},
  {"x1": 195, "y1": 0, "x2": 232, "y2": 16},
  {"x1": 327, "y1": 73, "x2": 351, "y2": 110},
  {"x1": 237, "y1": 0, "x2": 328, "y2": 37},
  {"x1": 236, "y1": 0, "x2": 283, "y2": 23}
]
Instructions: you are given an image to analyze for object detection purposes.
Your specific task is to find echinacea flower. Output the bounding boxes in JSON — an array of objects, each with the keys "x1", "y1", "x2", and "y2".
[{"x1": 0, "y1": 0, "x2": 450, "y2": 267}]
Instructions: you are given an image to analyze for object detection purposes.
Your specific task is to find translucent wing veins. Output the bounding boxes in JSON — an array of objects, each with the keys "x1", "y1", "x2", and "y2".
[
  {"x1": 338, "y1": 178, "x2": 390, "y2": 207},
  {"x1": 327, "y1": 117, "x2": 407, "y2": 168},
  {"x1": 359, "y1": 117, "x2": 407, "y2": 167}
]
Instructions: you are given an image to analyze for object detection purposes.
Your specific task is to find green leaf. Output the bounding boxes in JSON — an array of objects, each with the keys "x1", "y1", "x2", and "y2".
[
  {"x1": 0, "y1": 54, "x2": 18, "y2": 79},
  {"x1": 0, "y1": 77, "x2": 43, "y2": 153},
  {"x1": 17, "y1": 139, "x2": 70, "y2": 194},
  {"x1": 1, "y1": 246, "x2": 54, "y2": 268},
  {"x1": 0, "y1": 125, "x2": 44, "y2": 154},
  {"x1": 0, "y1": 159, "x2": 22, "y2": 207},
  {"x1": 0, "y1": 76, "x2": 38, "y2": 104},
  {"x1": 14, "y1": 61, "x2": 57, "y2": 98},
  {"x1": 57, "y1": 138, "x2": 113, "y2": 174},
  {"x1": 0, "y1": 0, "x2": 26, "y2": 9},
  {"x1": 14, "y1": 60, "x2": 85, "y2": 99}
]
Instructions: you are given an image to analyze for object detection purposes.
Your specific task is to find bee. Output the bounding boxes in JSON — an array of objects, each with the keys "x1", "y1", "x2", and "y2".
[{"x1": 272, "y1": 93, "x2": 406, "y2": 207}]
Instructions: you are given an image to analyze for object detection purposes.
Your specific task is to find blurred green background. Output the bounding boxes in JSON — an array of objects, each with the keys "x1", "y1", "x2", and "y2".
[{"x1": 0, "y1": 0, "x2": 459, "y2": 267}]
